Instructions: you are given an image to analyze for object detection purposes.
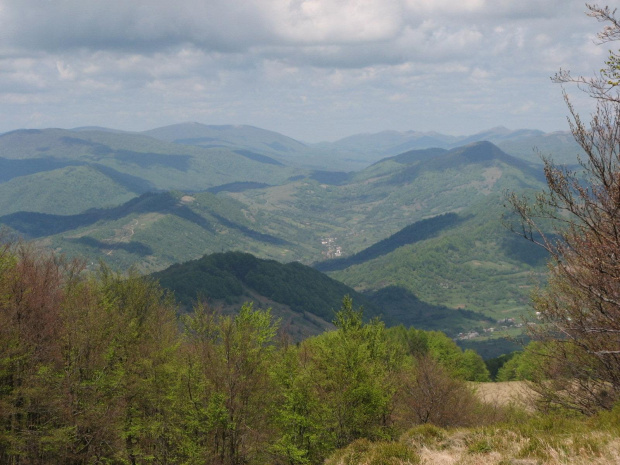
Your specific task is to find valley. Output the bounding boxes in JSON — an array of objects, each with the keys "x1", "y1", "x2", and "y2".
[{"x1": 0, "y1": 123, "x2": 575, "y2": 355}]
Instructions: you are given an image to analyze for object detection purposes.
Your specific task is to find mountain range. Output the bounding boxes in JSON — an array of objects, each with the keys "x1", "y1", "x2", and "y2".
[{"x1": 0, "y1": 122, "x2": 570, "y2": 354}]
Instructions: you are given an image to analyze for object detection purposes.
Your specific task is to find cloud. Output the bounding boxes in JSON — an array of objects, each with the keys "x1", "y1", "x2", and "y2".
[
  {"x1": 0, "y1": 0, "x2": 607, "y2": 141},
  {"x1": 0, "y1": 0, "x2": 584, "y2": 57}
]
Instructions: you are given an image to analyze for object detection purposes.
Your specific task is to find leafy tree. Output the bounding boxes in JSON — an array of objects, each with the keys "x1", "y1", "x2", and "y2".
[
  {"x1": 390, "y1": 327, "x2": 490, "y2": 381},
  {"x1": 485, "y1": 352, "x2": 517, "y2": 380},
  {"x1": 0, "y1": 242, "x2": 184, "y2": 464},
  {"x1": 94, "y1": 267, "x2": 182, "y2": 463},
  {"x1": 273, "y1": 297, "x2": 404, "y2": 464},
  {"x1": 496, "y1": 343, "x2": 545, "y2": 382},
  {"x1": 182, "y1": 302, "x2": 280, "y2": 465},
  {"x1": 508, "y1": 5, "x2": 620, "y2": 412},
  {"x1": 0, "y1": 242, "x2": 79, "y2": 463}
]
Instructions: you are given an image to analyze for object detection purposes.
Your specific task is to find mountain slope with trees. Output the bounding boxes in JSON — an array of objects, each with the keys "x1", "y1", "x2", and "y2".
[
  {"x1": 153, "y1": 251, "x2": 383, "y2": 339},
  {"x1": 0, "y1": 191, "x2": 309, "y2": 272}
]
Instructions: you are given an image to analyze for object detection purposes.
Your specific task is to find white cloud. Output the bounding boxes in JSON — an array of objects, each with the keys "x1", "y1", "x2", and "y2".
[{"x1": 0, "y1": 0, "x2": 609, "y2": 141}]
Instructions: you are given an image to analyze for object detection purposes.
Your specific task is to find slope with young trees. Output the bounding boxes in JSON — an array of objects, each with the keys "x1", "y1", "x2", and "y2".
[{"x1": 0, "y1": 241, "x2": 494, "y2": 464}]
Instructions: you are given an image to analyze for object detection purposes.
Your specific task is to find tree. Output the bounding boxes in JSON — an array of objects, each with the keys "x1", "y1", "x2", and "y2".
[
  {"x1": 508, "y1": 4, "x2": 620, "y2": 413},
  {"x1": 272, "y1": 297, "x2": 404, "y2": 464},
  {"x1": 182, "y1": 302, "x2": 280, "y2": 465},
  {"x1": 394, "y1": 355, "x2": 480, "y2": 428},
  {"x1": 0, "y1": 242, "x2": 185, "y2": 464},
  {"x1": 0, "y1": 241, "x2": 82, "y2": 463}
]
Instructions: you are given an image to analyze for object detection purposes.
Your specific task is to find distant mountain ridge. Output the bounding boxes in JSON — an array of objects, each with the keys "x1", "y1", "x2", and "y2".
[
  {"x1": 0, "y1": 123, "x2": 582, "y2": 172},
  {"x1": 143, "y1": 122, "x2": 308, "y2": 160},
  {"x1": 0, "y1": 127, "x2": 298, "y2": 215},
  {"x1": 320, "y1": 126, "x2": 543, "y2": 153},
  {"x1": 383, "y1": 141, "x2": 546, "y2": 186},
  {"x1": 315, "y1": 126, "x2": 581, "y2": 166}
]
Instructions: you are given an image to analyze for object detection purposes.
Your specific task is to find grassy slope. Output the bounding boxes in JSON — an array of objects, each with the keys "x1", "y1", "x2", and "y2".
[
  {"x1": 328, "y1": 381, "x2": 620, "y2": 465},
  {"x1": 0, "y1": 165, "x2": 138, "y2": 216},
  {"x1": 328, "y1": 415, "x2": 620, "y2": 465}
]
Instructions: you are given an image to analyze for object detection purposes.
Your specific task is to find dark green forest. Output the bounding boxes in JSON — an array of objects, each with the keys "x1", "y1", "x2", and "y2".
[{"x1": 153, "y1": 251, "x2": 380, "y2": 320}]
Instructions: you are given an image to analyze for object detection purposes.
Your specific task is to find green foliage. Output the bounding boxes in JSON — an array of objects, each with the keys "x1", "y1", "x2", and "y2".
[
  {"x1": 5, "y1": 243, "x2": 594, "y2": 465},
  {"x1": 496, "y1": 343, "x2": 543, "y2": 382},
  {"x1": 484, "y1": 352, "x2": 517, "y2": 380},
  {"x1": 460, "y1": 349, "x2": 492, "y2": 382},
  {"x1": 155, "y1": 252, "x2": 381, "y2": 322},
  {"x1": 182, "y1": 302, "x2": 280, "y2": 464},
  {"x1": 270, "y1": 297, "x2": 405, "y2": 463},
  {"x1": 399, "y1": 327, "x2": 491, "y2": 381},
  {"x1": 385, "y1": 326, "x2": 490, "y2": 382},
  {"x1": 0, "y1": 243, "x2": 185, "y2": 463}
]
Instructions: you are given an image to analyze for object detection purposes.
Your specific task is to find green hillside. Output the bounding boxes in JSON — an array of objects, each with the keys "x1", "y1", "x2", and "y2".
[
  {"x1": 315, "y1": 213, "x2": 464, "y2": 272},
  {"x1": 153, "y1": 251, "x2": 382, "y2": 339},
  {"x1": 0, "y1": 165, "x2": 139, "y2": 216},
  {"x1": 0, "y1": 128, "x2": 299, "y2": 206},
  {"x1": 152, "y1": 251, "x2": 494, "y2": 340},
  {"x1": 326, "y1": 192, "x2": 548, "y2": 320},
  {"x1": 2, "y1": 191, "x2": 311, "y2": 273}
]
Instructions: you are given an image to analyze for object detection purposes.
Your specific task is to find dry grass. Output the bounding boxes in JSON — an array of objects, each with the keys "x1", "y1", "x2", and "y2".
[
  {"x1": 327, "y1": 426, "x2": 620, "y2": 465},
  {"x1": 474, "y1": 381, "x2": 538, "y2": 411},
  {"x1": 326, "y1": 390, "x2": 620, "y2": 465},
  {"x1": 405, "y1": 423, "x2": 620, "y2": 465}
]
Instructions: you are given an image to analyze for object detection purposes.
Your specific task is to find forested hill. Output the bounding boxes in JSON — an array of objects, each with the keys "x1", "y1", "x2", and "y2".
[{"x1": 153, "y1": 251, "x2": 383, "y2": 337}]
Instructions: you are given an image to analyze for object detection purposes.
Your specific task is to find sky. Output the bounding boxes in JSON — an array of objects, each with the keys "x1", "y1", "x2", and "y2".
[{"x1": 0, "y1": 0, "x2": 610, "y2": 142}]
